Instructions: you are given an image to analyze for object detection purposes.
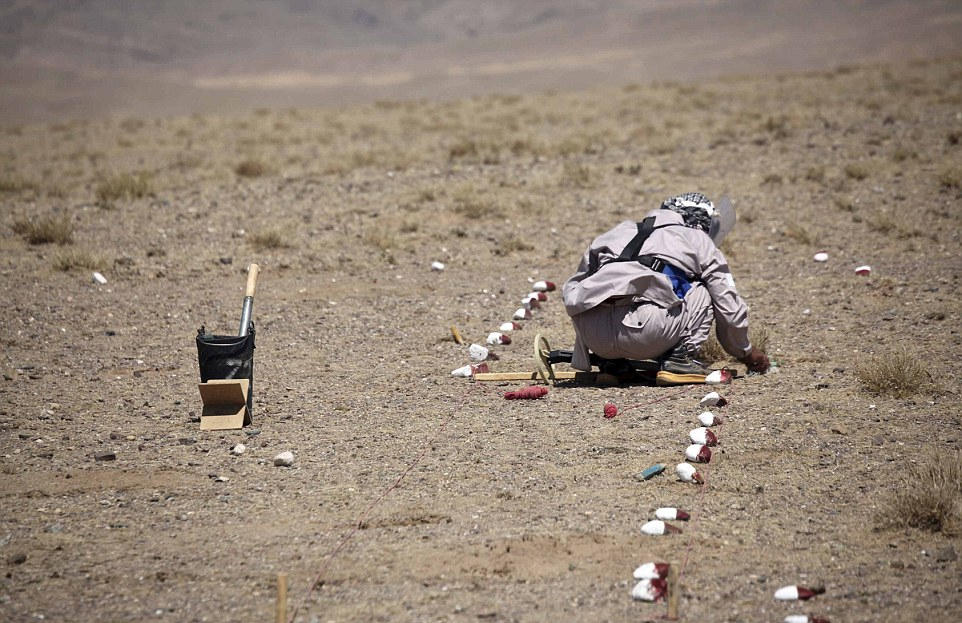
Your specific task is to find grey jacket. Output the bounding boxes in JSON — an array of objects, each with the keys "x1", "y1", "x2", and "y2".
[{"x1": 562, "y1": 208, "x2": 752, "y2": 358}]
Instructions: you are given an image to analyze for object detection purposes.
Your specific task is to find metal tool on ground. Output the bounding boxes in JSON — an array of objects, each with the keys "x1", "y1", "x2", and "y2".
[
  {"x1": 196, "y1": 263, "x2": 260, "y2": 430},
  {"x1": 472, "y1": 333, "x2": 736, "y2": 386}
]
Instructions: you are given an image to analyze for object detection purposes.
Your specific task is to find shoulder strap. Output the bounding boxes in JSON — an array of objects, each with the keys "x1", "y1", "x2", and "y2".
[{"x1": 618, "y1": 216, "x2": 656, "y2": 261}]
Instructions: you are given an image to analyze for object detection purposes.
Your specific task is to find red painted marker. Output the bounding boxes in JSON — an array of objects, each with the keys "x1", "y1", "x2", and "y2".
[
  {"x1": 533, "y1": 280, "x2": 556, "y2": 292},
  {"x1": 504, "y1": 386, "x2": 548, "y2": 400},
  {"x1": 632, "y1": 562, "x2": 669, "y2": 580},
  {"x1": 685, "y1": 444, "x2": 712, "y2": 463},
  {"x1": 603, "y1": 402, "x2": 618, "y2": 418},
  {"x1": 631, "y1": 578, "x2": 667, "y2": 602}
]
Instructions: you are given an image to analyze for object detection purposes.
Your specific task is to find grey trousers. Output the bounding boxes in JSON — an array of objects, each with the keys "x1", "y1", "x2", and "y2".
[{"x1": 570, "y1": 282, "x2": 714, "y2": 367}]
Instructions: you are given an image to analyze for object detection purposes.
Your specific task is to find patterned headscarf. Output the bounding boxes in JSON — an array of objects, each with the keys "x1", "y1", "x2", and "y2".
[{"x1": 660, "y1": 192, "x2": 714, "y2": 234}]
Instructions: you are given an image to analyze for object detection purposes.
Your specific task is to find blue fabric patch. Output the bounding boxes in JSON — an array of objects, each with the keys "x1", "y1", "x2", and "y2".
[{"x1": 662, "y1": 264, "x2": 692, "y2": 299}]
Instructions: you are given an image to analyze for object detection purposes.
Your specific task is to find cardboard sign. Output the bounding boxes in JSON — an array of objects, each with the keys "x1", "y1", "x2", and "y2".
[{"x1": 199, "y1": 378, "x2": 250, "y2": 430}]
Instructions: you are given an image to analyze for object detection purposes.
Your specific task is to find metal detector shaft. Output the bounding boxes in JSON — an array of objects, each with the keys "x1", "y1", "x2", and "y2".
[{"x1": 238, "y1": 263, "x2": 260, "y2": 336}]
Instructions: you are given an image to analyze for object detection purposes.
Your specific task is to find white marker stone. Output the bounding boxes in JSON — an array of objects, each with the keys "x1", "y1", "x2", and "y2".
[
  {"x1": 92, "y1": 272, "x2": 107, "y2": 285},
  {"x1": 705, "y1": 369, "x2": 732, "y2": 384},
  {"x1": 689, "y1": 427, "x2": 718, "y2": 446},
  {"x1": 813, "y1": 252, "x2": 829, "y2": 262},
  {"x1": 654, "y1": 507, "x2": 690, "y2": 521},
  {"x1": 641, "y1": 520, "x2": 668, "y2": 535},
  {"x1": 698, "y1": 411, "x2": 721, "y2": 426},
  {"x1": 685, "y1": 444, "x2": 712, "y2": 463},
  {"x1": 273, "y1": 451, "x2": 294, "y2": 467},
  {"x1": 468, "y1": 343, "x2": 489, "y2": 361},
  {"x1": 430, "y1": 261, "x2": 445, "y2": 271},
  {"x1": 699, "y1": 391, "x2": 724, "y2": 408},
  {"x1": 231, "y1": 443, "x2": 246, "y2": 456},
  {"x1": 631, "y1": 578, "x2": 666, "y2": 601},
  {"x1": 632, "y1": 562, "x2": 669, "y2": 580},
  {"x1": 513, "y1": 307, "x2": 532, "y2": 320},
  {"x1": 855, "y1": 265, "x2": 871, "y2": 276},
  {"x1": 676, "y1": 462, "x2": 703, "y2": 484},
  {"x1": 498, "y1": 321, "x2": 520, "y2": 332}
]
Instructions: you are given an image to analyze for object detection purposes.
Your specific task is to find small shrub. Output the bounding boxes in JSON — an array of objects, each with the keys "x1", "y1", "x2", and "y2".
[
  {"x1": 939, "y1": 166, "x2": 961, "y2": 190},
  {"x1": 856, "y1": 349, "x2": 930, "y2": 397},
  {"x1": 12, "y1": 214, "x2": 73, "y2": 245},
  {"x1": 452, "y1": 185, "x2": 501, "y2": 220},
  {"x1": 561, "y1": 161, "x2": 594, "y2": 188},
  {"x1": 697, "y1": 334, "x2": 726, "y2": 364},
  {"x1": 891, "y1": 145, "x2": 917, "y2": 162},
  {"x1": 96, "y1": 173, "x2": 151, "y2": 205},
  {"x1": 235, "y1": 159, "x2": 269, "y2": 178},
  {"x1": 749, "y1": 325, "x2": 770, "y2": 354},
  {"x1": 878, "y1": 450, "x2": 961, "y2": 534},
  {"x1": 804, "y1": 166, "x2": 825, "y2": 183},
  {"x1": 247, "y1": 229, "x2": 290, "y2": 251},
  {"x1": 844, "y1": 162, "x2": 870, "y2": 181},
  {"x1": 52, "y1": 248, "x2": 105, "y2": 271},
  {"x1": 493, "y1": 235, "x2": 534, "y2": 256},
  {"x1": 784, "y1": 222, "x2": 814, "y2": 245},
  {"x1": 761, "y1": 173, "x2": 783, "y2": 185},
  {"x1": 0, "y1": 174, "x2": 36, "y2": 194}
]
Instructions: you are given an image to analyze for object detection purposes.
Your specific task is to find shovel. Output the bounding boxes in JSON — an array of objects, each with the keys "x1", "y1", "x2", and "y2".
[{"x1": 195, "y1": 264, "x2": 260, "y2": 430}]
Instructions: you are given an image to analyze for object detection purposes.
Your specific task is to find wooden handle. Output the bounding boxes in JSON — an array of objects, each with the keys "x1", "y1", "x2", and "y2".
[
  {"x1": 245, "y1": 264, "x2": 260, "y2": 297},
  {"x1": 275, "y1": 572, "x2": 287, "y2": 623}
]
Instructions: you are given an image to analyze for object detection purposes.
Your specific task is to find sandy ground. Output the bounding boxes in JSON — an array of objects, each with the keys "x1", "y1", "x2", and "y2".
[{"x1": 1, "y1": 55, "x2": 961, "y2": 622}]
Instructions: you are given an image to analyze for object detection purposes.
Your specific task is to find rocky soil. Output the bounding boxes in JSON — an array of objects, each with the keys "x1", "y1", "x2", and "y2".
[{"x1": 1, "y1": 56, "x2": 961, "y2": 622}]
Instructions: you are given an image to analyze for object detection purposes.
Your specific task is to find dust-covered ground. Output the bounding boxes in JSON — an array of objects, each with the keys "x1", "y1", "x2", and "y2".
[{"x1": 1, "y1": 56, "x2": 961, "y2": 622}]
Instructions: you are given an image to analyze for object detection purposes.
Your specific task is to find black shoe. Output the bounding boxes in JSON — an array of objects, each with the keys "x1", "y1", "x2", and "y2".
[{"x1": 660, "y1": 346, "x2": 709, "y2": 375}]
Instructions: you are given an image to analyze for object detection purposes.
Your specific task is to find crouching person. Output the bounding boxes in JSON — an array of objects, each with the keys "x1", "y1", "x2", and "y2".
[{"x1": 562, "y1": 193, "x2": 769, "y2": 376}]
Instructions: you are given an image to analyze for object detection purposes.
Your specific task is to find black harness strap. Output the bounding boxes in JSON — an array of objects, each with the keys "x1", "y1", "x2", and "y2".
[{"x1": 618, "y1": 216, "x2": 656, "y2": 262}]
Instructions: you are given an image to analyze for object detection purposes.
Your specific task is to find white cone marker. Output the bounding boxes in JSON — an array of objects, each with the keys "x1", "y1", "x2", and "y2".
[
  {"x1": 631, "y1": 578, "x2": 667, "y2": 602},
  {"x1": 685, "y1": 444, "x2": 712, "y2": 463},
  {"x1": 632, "y1": 562, "x2": 669, "y2": 580},
  {"x1": 532, "y1": 280, "x2": 556, "y2": 292},
  {"x1": 689, "y1": 427, "x2": 718, "y2": 446},
  {"x1": 699, "y1": 391, "x2": 727, "y2": 408},
  {"x1": 698, "y1": 410, "x2": 723, "y2": 426},
  {"x1": 676, "y1": 462, "x2": 703, "y2": 484},
  {"x1": 654, "y1": 507, "x2": 690, "y2": 521}
]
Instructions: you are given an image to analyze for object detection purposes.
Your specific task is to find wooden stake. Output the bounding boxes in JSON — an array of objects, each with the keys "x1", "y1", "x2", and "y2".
[
  {"x1": 667, "y1": 560, "x2": 679, "y2": 620},
  {"x1": 275, "y1": 573, "x2": 287, "y2": 623},
  {"x1": 450, "y1": 325, "x2": 464, "y2": 344}
]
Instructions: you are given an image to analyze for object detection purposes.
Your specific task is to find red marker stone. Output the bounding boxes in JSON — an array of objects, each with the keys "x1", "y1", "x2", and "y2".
[
  {"x1": 603, "y1": 402, "x2": 618, "y2": 418},
  {"x1": 774, "y1": 585, "x2": 825, "y2": 601},
  {"x1": 685, "y1": 444, "x2": 712, "y2": 463}
]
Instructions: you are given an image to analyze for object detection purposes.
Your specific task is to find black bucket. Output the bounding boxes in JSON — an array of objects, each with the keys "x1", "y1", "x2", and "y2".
[{"x1": 196, "y1": 323, "x2": 255, "y2": 424}]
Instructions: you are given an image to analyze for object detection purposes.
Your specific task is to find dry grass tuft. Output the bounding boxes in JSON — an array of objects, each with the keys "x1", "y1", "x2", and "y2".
[
  {"x1": 750, "y1": 325, "x2": 770, "y2": 354},
  {"x1": 247, "y1": 228, "x2": 291, "y2": 251},
  {"x1": 784, "y1": 222, "x2": 814, "y2": 245},
  {"x1": 879, "y1": 450, "x2": 962, "y2": 534},
  {"x1": 939, "y1": 166, "x2": 961, "y2": 190},
  {"x1": 12, "y1": 214, "x2": 73, "y2": 245},
  {"x1": 52, "y1": 248, "x2": 105, "y2": 271},
  {"x1": 560, "y1": 161, "x2": 595, "y2": 188},
  {"x1": 697, "y1": 334, "x2": 727, "y2": 364},
  {"x1": 452, "y1": 184, "x2": 502, "y2": 220},
  {"x1": 235, "y1": 159, "x2": 270, "y2": 178},
  {"x1": 856, "y1": 349, "x2": 930, "y2": 397},
  {"x1": 493, "y1": 234, "x2": 534, "y2": 256},
  {"x1": 844, "y1": 162, "x2": 871, "y2": 181},
  {"x1": 0, "y1": 174, "x2": 36, "y2": 194},
  {"x1": 96, "y1": 173, "x2": 151, "y2": 205}
]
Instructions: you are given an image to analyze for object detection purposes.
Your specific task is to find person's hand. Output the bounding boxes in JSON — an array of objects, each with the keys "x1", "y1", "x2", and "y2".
[{"x1": 740, "y1": 348, "x2": 770, "y2": 374}]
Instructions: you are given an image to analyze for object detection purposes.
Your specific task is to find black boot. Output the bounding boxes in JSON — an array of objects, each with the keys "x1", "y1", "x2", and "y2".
[{"x1": 660, "y1": 344, "x2": 709, "y2": 375}]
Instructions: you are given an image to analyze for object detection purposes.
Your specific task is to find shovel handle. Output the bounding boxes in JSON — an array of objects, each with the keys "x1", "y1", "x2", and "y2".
[{"x1": 245, "y1": 264, "x2": 260, "y2": 298}]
